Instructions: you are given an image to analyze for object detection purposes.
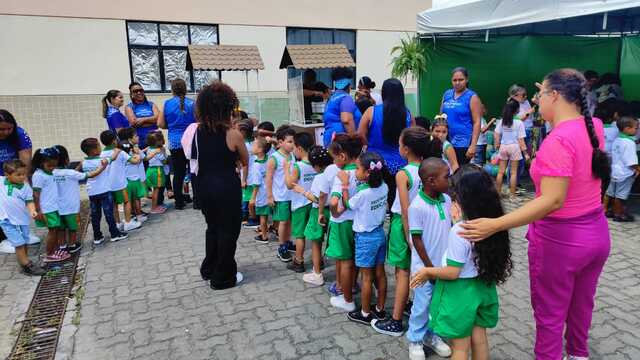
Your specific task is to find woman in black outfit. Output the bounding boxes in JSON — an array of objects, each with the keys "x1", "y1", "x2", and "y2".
[{"x1": 193, "y1": 82, "x2": 249, "y2": 290}]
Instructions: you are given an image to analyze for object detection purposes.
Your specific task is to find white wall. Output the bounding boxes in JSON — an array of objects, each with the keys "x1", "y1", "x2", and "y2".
[
  {"x1": 219, "y1": 25, "x2": 287, "y2": 92},
  {"x1": 0, "y1": 15, "x2": 130, "y2": 95}
]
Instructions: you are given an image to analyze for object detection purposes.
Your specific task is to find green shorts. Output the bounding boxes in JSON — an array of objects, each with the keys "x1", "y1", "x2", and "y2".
[
  {"x1": 112, "y1": 188, "x2": 130, "y2": 205},
  {"x1": 291, "y1": 204, "x2": 312, "y2": 239},
  {"x1": 386, "y1": 213, "x2": 411, "y2": 269},
  {"x1": 36, "y1": 211, "x2": 62, "y2": 229},
  {"x1": 272, "y1": 201, "x2": 291, "y2": 222},
  {"x1": 127, "y1": 179, "x2": 147, "y2": 200},
  {"x1": 255, "y1": 205, "x2": 271, "y2": 217},
  {"x1": 242, "y1": 185, "x2": 255, "y2": 202},
  {"x1": 304, "y1": 207, "x2": 330, "y2": 242},
  {"x1": 60, "y1": 214, "x2": 79, "y2": 231},
  {"x1": 325, "y1": 220, "x2": 354, "y2": 260},
  {"x1": 145, "y1": 166, "x2": 165, "y2": 188},
  {"x1": 429, "y1": 277, "x2": 499, "y2": 339}
]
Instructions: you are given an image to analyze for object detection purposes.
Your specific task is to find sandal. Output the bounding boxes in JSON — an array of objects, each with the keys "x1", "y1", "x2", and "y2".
[
  {"x1": 613, "y1": 214, "x2": 635, "y2": 222},
  {"x1": 150, "y1": 207, "x2": 167, "y2": 214},
  {"x1": 43, "y1": 250, "x2": 70, "y2": 263}
]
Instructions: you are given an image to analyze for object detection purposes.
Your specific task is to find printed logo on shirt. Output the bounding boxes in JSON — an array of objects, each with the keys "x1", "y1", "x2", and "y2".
[{"x1": 371, "y1": 195, "x2": 386, "y2": 211}]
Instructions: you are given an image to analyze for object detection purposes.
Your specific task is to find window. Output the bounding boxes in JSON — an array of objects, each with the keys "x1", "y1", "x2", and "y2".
[
  {"x1": 126, "y1": 21, "x2": 220, "y2": 92},
  {"x1": 286, "y1": 28, "x2": 356, "y2": 88}
]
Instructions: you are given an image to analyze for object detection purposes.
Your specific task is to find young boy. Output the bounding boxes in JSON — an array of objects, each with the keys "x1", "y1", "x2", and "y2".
[
  {"x1": 606, "y1": 116, "x2": 639, "y2": 222},
  {"x1": 266, "y1": 125, "x2": 296, "y2": 261},
  {"x1": 81, "y1": 137, "x2": 128, "y2": 244},
  {"x1": 0, "y1": 160, "x2": 45, "y2": 275},
  {"x1": 99, "y1": 130, "x2": 141, "y2": 232},
  {"x1": 248, "y1": 136, "x2": 272, "y2": 243},
  {"x1": 407, "y1": 158, "x2": 453, "y2": 359},
  {"x1": 284, "y1": 132, "x2": 317, "y2": 272}
]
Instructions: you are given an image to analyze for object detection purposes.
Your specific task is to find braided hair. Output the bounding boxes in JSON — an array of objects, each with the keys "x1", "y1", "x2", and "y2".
[{"x1": 544, "y1": 69, "x2": 610, "y2": 183}]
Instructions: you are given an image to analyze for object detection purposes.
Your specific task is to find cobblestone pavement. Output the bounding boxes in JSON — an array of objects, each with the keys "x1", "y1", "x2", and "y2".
[{"x1": 2, "y1": 196, "x2": 639, "y2": 360}]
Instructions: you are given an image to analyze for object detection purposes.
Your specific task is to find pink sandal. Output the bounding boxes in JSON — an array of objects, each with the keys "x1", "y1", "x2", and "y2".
[{"x1": 43, "y1": 250, "x2": 70, "y2": 263}]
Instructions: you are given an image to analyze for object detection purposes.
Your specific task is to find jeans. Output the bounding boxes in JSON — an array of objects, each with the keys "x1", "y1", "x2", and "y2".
[
  {"x1": 89, "y1": 192, "x2": 120, "y2": 239},
  {"x1": 170, "y1": 148, "x2": 189, "y2": 207},
  {"x1": 472, "y1": 144, "x2": 487, "y2": 165},
  {"x1": 406, "y1": 282, "x2": 434, "y2": 342}
]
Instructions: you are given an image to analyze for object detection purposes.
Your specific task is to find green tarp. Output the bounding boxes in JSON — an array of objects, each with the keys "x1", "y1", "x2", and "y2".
[{"x1": 419, "y1": 35, "x2": 639, "y2": 118}]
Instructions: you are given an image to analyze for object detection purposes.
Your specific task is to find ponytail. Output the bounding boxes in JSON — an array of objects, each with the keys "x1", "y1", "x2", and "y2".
[
  {"x1": 501, "y1": 99, "x2": 519, "y2": 128},
  {"x1": 102, "y1": 90, "x2": 121, "y2": 119},
  {"x1": 400, "y1": 126, "x2": 443, "y2": 159},
  {"x1": 171, "y1": 78, "x2": 188, "y2": 113},
  {"x1": 102, "y1": 96, "x2": 108, "y2": 119},
  {"x1": 581, "y1": 88, "x2": 611, "y2": 183}
]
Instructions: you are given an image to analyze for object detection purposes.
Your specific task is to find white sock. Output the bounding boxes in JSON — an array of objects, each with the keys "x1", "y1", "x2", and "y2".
[{"x1": 361, "y1": 310, "x2": 370, "y2": 317}]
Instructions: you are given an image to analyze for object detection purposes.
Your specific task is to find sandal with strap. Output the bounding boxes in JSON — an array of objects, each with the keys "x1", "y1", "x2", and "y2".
[{"x1": 43, "y1": 250, "x2": 71, "y2": 263}]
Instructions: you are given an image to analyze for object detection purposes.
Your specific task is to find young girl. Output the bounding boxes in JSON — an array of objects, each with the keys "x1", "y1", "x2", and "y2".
[
  {"x1": 248, "y1": 136, "x2": 272, "y2": 243},
  {"x1": 373, "y1": 126, "x2": 442, "y2": 336},
  {"x1": 238, "y1": 119, "x2": 259, "y2": 227},
  {"x1": 117, "y1": 128, "x2": 147, "y2": 223},
  {"x1": 494, "y1": 99, "x2": 529, "y2": 199},
  {"x1": 32, "y1": 147, "x2": 69, "y2": 262},
  {"x1": 338, "y1": 151, "x2": 389, "y2": 325},
  {"x1": 327, "y1": 134, "x2": 363, "y2": 312},
  {"x1": 431, "y1": 115, "x2": 459, "y2": 174},
  {"x1": 156, "y1": 131, "x2": 173, "y2": 205},
  {"x1": 411, "y1": 165, "x2": 512, "y2": 360},
  {"x1": 145, "y1": 132, "x2": 168, "y2": 214}
]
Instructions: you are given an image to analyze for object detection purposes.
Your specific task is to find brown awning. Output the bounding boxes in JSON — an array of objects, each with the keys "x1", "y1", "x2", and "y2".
[
  {"x1": 187, "y1": 45, "x2": 265, "y2": 71},
  {"x1": 279, "y1": 44, "x2": 355, "y2": 70}
]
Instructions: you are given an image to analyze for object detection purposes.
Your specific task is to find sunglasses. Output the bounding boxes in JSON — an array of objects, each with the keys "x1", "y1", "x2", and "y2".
[{"x1": 132, "y1": 89, "x2": 145, "y2": 94}]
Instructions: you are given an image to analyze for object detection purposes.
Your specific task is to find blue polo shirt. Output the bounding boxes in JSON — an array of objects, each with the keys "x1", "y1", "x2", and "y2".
[{"x1": 0, "y1": 127, "x2": 32, "y2": 176}]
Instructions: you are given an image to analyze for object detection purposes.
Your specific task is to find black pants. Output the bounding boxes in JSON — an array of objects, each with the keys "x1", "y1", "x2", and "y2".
[
  {"x1": 170, "y1": 148, "x2": 189, "y2": 207},
  {"x1": 197, "y1": 175, "x2": 242, "y2": 289},
  {"x1": 454, "y1": 147, "x2": 471, "y2": 167}
]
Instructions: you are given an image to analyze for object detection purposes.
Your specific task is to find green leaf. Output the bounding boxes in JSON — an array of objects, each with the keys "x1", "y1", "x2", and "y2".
[{"x1": 389, "y1": 33, "x2": 429, "y2": 84}]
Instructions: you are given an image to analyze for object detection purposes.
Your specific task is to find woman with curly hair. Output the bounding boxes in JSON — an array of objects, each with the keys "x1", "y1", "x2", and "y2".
[{"x1": 192, "y1": 81, "x2": 249, "y2": 290}]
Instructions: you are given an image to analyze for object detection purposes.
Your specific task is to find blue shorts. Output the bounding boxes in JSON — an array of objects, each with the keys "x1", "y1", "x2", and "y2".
[
  {"x1": 354, "y1": 226, "x2": 386, "y2": 268},
  {"x1": 0, "y1": 219, "x2": 30, "y2": 247},
  {"x1": 606, "y1": 176, "x2": 635, "y2": 200}
]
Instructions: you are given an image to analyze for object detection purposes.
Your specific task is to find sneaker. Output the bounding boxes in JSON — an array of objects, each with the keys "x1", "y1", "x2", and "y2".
[
  {"x1": 43, "y1": 250, "x2": 70, "y2": 263},
  {"x1": 371, "y1": 318, "x2": 404, "y2": 337},
  {"x1": 302, "y1": 271, "x2": 324, "y2": 286},
  {"x1": 244, "y1": 219, "x2": 260, "y2": 229},
  {"x1": 68, "y1": 243, "x2": 82, "y2": 254},
  {"x1": 408, "y1": 342, "x2": 426, "y2": 360},
  {"x1": 403, "y1": 300, "x2": 413, "y2": 317},
  {"x1": 150, "y1": 207, "x2": 166, "y2": 214},
  {"x1": 564, "y1": 356, "x2": 589, "y2": 360},
  {"x1": 110, "y1": 232, "x2": 128, "y2": 242},
  {"x1": 0, "y1": 240, "x2": 16, "y2": 254},
  {"x1": 236, "y1": 272, "x2": 244, "y2": 285},
  {"x1": 372, "y1": 306, "x2": 387, "y2": 320},
  {"x1": 277, "y1": 245, "x2": 292, "y2": 262},
  {"x1": 330, "y1": 295, "x2": 355, "y2": 312},
  {"x1": 286, "y1": 259, "x2": 305, "y2": 273},
  {"x1": 27, "y1": 234, "x2": 41, "y2": 245},
  {"x1": 124, "y1": 220, "x2": 142, "y2": 232},
  {"x1": 326, "y1": 281, "x2": 342, "y2": 296},
  {"x1": 613, "y1": 214, "x2": 634, "y2": 222},
  {"x1": 425, "y1": 334, "x2": 452, "y2": 358},
  {"x1": 21, "y1": 262, "x2": 46, "y2": 276},
  {"x1": 93, "y1": 237, "x2": 105, "y2": 245},
  {"x1": 136, "y1": 214, "x2": 148, "y2": 223},
  {"x1": 347, "y1": 309, "x2": 374, "y2": 325},
  {"x1": 286, "y1": 240, "x2": 296, "y2": 253},
  {"x1": 117, "y1": 222, "x2": 124, "y2": 232},
  {"x1": 254, "y1": 235, "x2": 269, "y2": 244},
  {"x1": 605, "y1": 210, "x2": 614, "y2": 218},
  {"x1": 59, "y1": 244, "x2": 67, "y2": 250}
]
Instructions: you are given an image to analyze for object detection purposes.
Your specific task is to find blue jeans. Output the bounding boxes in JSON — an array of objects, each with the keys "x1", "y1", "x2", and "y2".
[
  {"x1": 89, "y1": 192, "x2": 120, "y2": 240},
  {"x1": 406, "y1": 282, "x2": 434, "y2": 343},
  {"x1": 472, "y1": 144, "x2": 487, "y2": 165}
]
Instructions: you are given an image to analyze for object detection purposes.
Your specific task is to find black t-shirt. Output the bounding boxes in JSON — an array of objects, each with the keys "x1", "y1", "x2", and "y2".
[{"x1": 303, "y1": 81, "x2": 329, "y2": 120}]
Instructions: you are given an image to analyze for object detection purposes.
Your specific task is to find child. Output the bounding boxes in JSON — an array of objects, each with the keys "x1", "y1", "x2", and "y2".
[
  {"x1": 266, "y1": 125, "x2": 296, "y2": 262},
  {"x1": 80, "y1": 137, "x2": 128, "y2": 244},
  {"x1": 327, "y1": 133, "x2": 364, "y2": 312},
  {"x1": 431, "y1": 115, "x2": 459, "y2": 174},
  {"x1": 338, "y1": 151, "x2": 389, "y2": 325},
  {"x1": 494, "y1": 99, "x2": 530, "y2": 199},
  {"x1": 284, "y1": 132, "x2": 317, "y2": 272},
  {"x1": 238, "y1": 119, "x2": 259, "y2": 228},
  {"x1": 117, "y1": 128, "x2": 147, "y2": 223},
  {"x1": 32, "y1": 147, "x2": 69, "y2": 262},
  {"x1": 472, "y1": 104, "x2": 497, "y2": 166},
  {"x1": 406, "y1": 157, "x2": 453, "y2": 359},
  {"x1": 154, "y1": 131, "x2": 173, "y2": 206},
  {"x1": 257, "y1": 121, "x2": 277, "y2": 157},
  {"x1": 605, "y1": 116, "x2": 639, "y2": 222},
  {"x1": 290, "y1": 146, "x2": 333, "y2": 285},
  {"x1": 100, "y1": 130, "x2": 142, "y2": 231},
  {"x1": 0, "y1": 160, "x2": 45, "y2": 275},
  {"x1": 411, "y1": 164, "x2": 512, "y2": 360},
  {"x1": 595, "y1": 100, "x2": 618, "y2": 155},
  {"x1": 248, "y1": 136, "x2": 272, "y2": 243},
  {"x1": 53, "y1": 145, "x2": 107, "y2": 254},
  {"x1": 145, "y1": 132, "x2": 169, "y2": 214},
  {"x1": 372, "y1": 127, "x2": 442, "y2": 336}
]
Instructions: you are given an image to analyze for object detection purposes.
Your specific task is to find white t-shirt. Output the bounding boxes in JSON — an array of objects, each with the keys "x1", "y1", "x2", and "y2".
[
  {"x1": 243, "y1": 141, "x2": 256, "y2": 183},
  {"x1": 348, "y1": 183, "x2": 388, "y2": 233},
  {"x1": 611, "y1": 135, "x2": 638, "y2": 182},
  {"x1": 125, "y1": 157, "x2": 140, "y2": 181},
  {"x1": 371, "y1": 91, "x2": 383, "y2": 105},
  {"x1": 291, "y1": 160, "x2": 317, "y2": 211},
  {"x1": 83, "y1": 157, "x2": 111, "y2": 196},
  {"x1": 0, "y1": 177, "x2": 33, "y2": 225},
  {"x1": 476, "y1": 117, "x2": 488, "y2": 146},
  {"x1": 391, "y1": 162, "x2": 420, "y2": 214},
  {"x1": 269, "y1": 150, "x2": 295, "y2": 202},
  {"x1": 101, "y1": 148, "x2": 130, "y2": 191},
  {"x1": 495, "y1": 118, "x2": 526, "y2": 146},
  {"x1": 248, "y1": 158, "x2": 269, "y2": 207},
  {"x1": 604, "y1": 124, "x2": 619, "y2": 155},
  {"x1": 147, "y1": 147, "x2": 167, "y2": 167},
  {"x1": 53, "y1": 169, "x2": 87, "y2": 215},
  {"x1": 137, "y1": 150, "x2": 147, "y2": 182},
  {"x1": 518, "y1": 100, "x2": 533, "y2": 129},
  {"x1": 441, "y1": 223, "x2": 478, "y2": 279},
  {"x1": 408, "y1": 191, "x2": 452, "y2": 274},
  {"x1": 309, "y1": 171, "x2": 330, "y2": 208},
  {"x1": 330, "y1": 164, "x2": 358, "y2": 223},
  {"x1": 32, "y1": 169, "x2": 59, "y2": 214}
]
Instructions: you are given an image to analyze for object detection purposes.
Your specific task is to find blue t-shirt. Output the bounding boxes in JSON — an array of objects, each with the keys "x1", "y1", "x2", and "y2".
[
  {"x1": 441, "y1": 88, "x2": 476, "y2": 148},
  {"x1": 163, "y1": 96, "x2": 196, "y2": 150},
  {"x1": 0, "y1": 127, "x2": 32, "y2": 176},
  {"x1": 127, "y1": 100, "x2": 157, "y2": 148},
  {"x1": 106, "y1": 106, "x2": 130, "y2": 133},
  {"x1": 322, "y1": 90, "x2": 362, "y2": 147},
  {"x1": 368, "y1": 104, "x2": 411, "y2": 175}
]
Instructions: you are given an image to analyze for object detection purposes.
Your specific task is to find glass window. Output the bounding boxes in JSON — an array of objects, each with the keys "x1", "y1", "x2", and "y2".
[{"x1": 126, "y1": 21, "x2": 220, "y2": 92}]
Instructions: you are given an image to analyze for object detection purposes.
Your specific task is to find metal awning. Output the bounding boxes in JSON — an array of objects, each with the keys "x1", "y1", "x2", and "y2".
[
  {"x1": 186, "y1": 45, "x2": 264, "y2": 71},
  {"x1": 279, "y1": 44, "x2": 355, "y2": 69}
]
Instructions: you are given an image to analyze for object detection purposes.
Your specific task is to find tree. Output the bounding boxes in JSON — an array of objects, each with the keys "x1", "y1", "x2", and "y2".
[{"x1": 390, "y1": 33, "x2": 428, "y2": 85}]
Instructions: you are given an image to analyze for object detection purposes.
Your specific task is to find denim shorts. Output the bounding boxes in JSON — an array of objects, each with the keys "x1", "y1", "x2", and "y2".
[
  {"x1": 0, "y1": 219, "x2": 30, "y2": 247},
  {"x1": 606, "y1": 176, "x2": 635, "y2": 200},
  {"x1": 354, "y1": 226, "x2": 386, "y2": 268}
]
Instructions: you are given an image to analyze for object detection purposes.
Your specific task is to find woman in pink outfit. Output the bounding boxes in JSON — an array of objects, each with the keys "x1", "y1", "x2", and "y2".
[{"x1": 460, "y1": 69, "x2": 611, "y2": 360}]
